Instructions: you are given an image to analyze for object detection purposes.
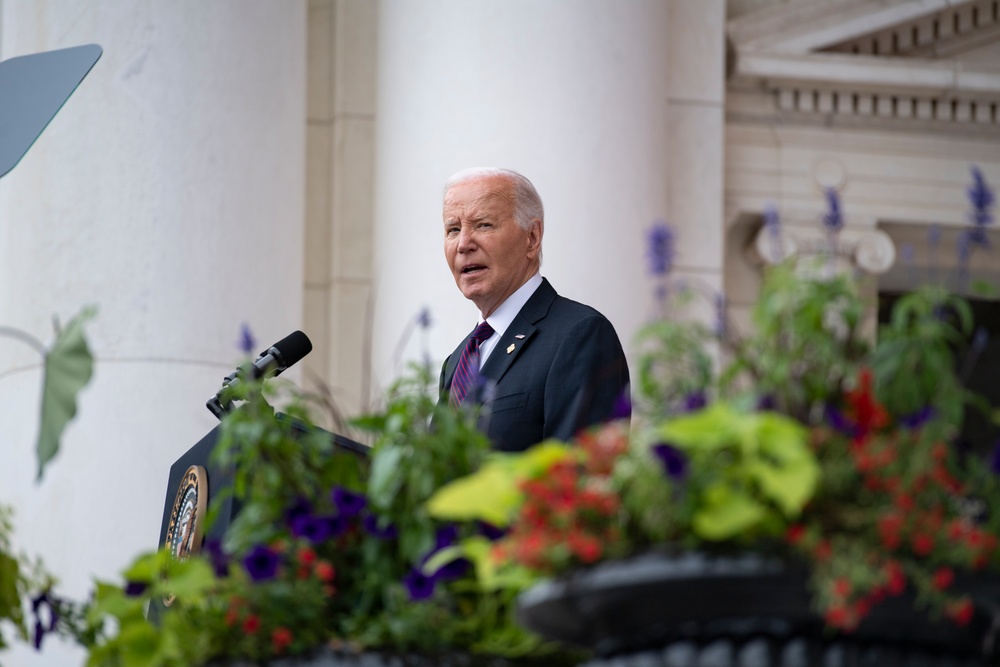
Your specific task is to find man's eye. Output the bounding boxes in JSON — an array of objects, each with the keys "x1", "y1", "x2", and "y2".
[
  {"x1": 477, "y1": 222, "x2": 492, "y2": 229},
  {"x1": 446, "y1": 227, "x2": 459, "y2": 235}
]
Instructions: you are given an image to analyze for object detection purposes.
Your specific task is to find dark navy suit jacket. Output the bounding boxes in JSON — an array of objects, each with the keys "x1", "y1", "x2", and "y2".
[{"x1": 439, "y1": 279, "x2": 630, "y2": 452}]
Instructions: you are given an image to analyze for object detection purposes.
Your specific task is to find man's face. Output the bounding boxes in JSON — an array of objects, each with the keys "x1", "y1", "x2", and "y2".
[{"x1": 443, "y1": 176, "x2": 541, "y2": 318}]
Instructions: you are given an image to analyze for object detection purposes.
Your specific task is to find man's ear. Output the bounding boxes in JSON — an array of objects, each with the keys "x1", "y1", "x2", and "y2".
[{"x1": 526, "y1": 219, "x2": 543, "y2": 258}]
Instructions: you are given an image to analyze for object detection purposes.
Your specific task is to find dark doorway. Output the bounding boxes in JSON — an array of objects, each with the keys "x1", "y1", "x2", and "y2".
[{"x1": 878, "y1": 293, "x2": 1000, "y2": 458}]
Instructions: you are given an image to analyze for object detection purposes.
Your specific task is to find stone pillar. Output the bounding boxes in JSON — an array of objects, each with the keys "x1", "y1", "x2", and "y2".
[
  {"x1": 304, "y1": 0, "x2": 378, "y2": 419},
  {"x1": 370, "y1": 0, "x2": 681, "y2": 394},
  {"x1": 0, "y1": 2, "x2": 305, "y2": 664},
  {"x1": 665, "y1": 0, "x2": 727, "y2": 324}
]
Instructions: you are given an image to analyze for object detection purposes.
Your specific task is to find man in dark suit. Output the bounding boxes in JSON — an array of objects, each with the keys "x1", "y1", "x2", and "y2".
[{"x1": 439, "y1": 167, "x2": 630, "y2": 452}]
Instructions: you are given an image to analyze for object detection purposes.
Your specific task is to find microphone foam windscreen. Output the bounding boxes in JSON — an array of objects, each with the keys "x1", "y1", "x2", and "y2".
[{"x1": 272, "y1": 330, "x2": 313, "y2": 366}]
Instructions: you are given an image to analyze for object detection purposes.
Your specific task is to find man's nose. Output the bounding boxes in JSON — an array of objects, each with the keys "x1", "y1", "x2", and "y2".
[{"x1": 457, "y1": 227, "x2": 476, "y2": 251}]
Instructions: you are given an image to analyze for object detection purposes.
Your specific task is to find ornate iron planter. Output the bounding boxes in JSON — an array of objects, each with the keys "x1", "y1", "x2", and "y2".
[{"x1": 516, "y1": 550, "x2": 1000, "y2": 666}]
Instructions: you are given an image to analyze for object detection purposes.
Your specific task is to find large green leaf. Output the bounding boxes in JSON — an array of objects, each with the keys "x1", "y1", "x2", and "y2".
[
  {"x1": 753, "y1": 413, "x2": 817, "y2": 515},
  {"x1": 37, "y1": 307, "x2": 96, "y2": 480},
  {"x1": 426, "y1": 441, "x2": 574, "y2": 526},
  {"x1": 692, "y1": 484, "x2": 767, "y2": 540}
]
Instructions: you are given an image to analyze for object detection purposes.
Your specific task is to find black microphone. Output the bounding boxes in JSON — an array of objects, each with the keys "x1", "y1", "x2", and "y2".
[{"x1": 206, "y1": 330, "x2": 313, "y2": 419}]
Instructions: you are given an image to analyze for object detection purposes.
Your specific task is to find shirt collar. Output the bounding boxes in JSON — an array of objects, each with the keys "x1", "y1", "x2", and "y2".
[{"x1": 480, "y1": 272, "x2": 543, "y2": 339}]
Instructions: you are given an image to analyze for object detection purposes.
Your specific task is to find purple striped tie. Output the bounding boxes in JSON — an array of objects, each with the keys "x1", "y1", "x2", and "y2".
[{"x1": 449, "y1": 321, "x2": 495, "y2": 407}]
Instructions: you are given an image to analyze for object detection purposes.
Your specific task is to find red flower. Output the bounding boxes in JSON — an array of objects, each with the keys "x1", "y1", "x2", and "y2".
[
  {"x1": 885, "y1": 561, "x2": 906, "y2": 596},
  {"x1": 272, "y1": 627, "x2": 293, "y2": 654},
  {"x1": 242, "y1": 614, "x2": 261, "y2": 634},
  {"x1": 911, "y1": 533, "x2": 934, "y2": 556},
  {"x1": 846, "y1": 368, "x2": 889, "y2": 438},
  {"x1": 824, "y1": 605, "x2": 853, "y2": 629},
  {"x1": 314, "y1": 561, "x2": 336, "y2": 583},
  {"x1": 567, "y1": 531, "x2": 603, "y2": 564},
  {"x1": 224, "y1": 608, "x2": 240, "y2": 627},
  {"x1": 833, "y1": 577, "x2": 852, "y2": 599},
  {"x1": 785, "y1": 524, "x2": 806, "y2": 545},
  {"x1": 893, "y1": 493, "x2": 915, "y2": 512},
  {"x1": 854, "y1": 596, "x2": 872, "y2": 619},
  {"x1": 931, "y1": 567, "x2": 954, "y2": 591},
  {"x1": 947, "y1": 598, "x2": 975, "y2": 626},
  {"x1": 878, "y1": 514, "x2": 903, "y2": 551},
  {"x1": 297, "y1": 546, "x2": 317, "y2": 567},
  {"x1": 813, "y1": 540, "x2": 832, "y2": 562}
]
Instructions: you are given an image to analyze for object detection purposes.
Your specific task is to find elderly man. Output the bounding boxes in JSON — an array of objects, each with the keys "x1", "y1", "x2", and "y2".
[{"x1": 439, "y1": 167, "x2": 630, "y2": 452}]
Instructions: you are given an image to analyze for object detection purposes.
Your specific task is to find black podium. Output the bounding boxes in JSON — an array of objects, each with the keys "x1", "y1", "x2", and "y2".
[{"x1": 157, "y1": 417, "x2": 369, "y2": 559}]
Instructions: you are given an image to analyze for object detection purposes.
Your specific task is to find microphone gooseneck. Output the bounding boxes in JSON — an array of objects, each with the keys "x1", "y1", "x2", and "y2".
[{"x1": 206, "y1": 330, "x2": 313, "y2": 420}]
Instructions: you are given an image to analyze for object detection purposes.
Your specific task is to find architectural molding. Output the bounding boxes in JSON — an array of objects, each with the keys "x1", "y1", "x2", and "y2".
[
  {"x1": 728, "y1": 0, "x2": 1000, "y2": 129},
  {"x1": 748, "y1": 220, "x2": 897, "y2": 274}
]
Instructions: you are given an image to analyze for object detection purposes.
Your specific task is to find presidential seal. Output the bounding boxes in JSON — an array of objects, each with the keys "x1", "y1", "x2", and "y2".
[{"x1": 163, "y1": 465, "x2": 208, "y2": 606}]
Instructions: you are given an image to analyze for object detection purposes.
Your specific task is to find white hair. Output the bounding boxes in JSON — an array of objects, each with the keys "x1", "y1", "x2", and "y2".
[{"x1": 443, "y1": 167, "x2": 544, "y2": 231}]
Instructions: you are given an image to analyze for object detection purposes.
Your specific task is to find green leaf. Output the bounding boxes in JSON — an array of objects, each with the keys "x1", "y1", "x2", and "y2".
[
  {"x1": 693, "y1": 484, "x2": 767, "y2": 540},
  {"x1": 159, "y1": 557, "x2": 215, "y2": 600},
  {"x1": 753, "y1": 414, "x2": 817, "y2": 515},
  {"x1": 0, "y1": 551, "x2": 25, "y2": 638},
  {"x1": 368, "y1": 444, "x2": 405, "y2": 508},
  {"x1": 658, "y1": 403, "x2": 739, "y2": 451},
  {"x1": 37, "y1": 306, "x2": 96, "y2": 480},
  {"x1": 426, "y1": 441, "x2": 574, "y2": 525},
  {"x1": 122, "y1": 551, "x2": 162, "y2": 584},
  {"x1": 426, "y1": 464, "x2": 520, "y2": 526}
]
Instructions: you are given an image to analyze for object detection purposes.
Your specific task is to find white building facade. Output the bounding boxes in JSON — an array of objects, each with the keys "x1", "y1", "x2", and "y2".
[{"x1": 0, "y1": 1, "x2": 997, "y2": 664}]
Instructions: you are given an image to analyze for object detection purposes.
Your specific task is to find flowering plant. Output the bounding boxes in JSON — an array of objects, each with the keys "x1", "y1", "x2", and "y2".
[
  {"x1": 426, "y1": 167, "x2": 1000, "y2": 641},
  {"x1": 0, "y1": 308, "x2": 95, "y2": 660},
  {"x1": 80, "y1": 364, "x2": 577, "y2": 666}
]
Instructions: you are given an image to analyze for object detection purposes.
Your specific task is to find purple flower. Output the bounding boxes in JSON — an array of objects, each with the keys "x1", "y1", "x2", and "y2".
[
  {"x1": 899, "y1": 406, "x2": 935, "y2": 430},
  {"x1": 756, "y1": 394, "x2": 778, "y2": 412},
  {"x1": 204, "y1": 538, "x2": 230, "y2": 577},
  {"x1": 237, "y1": 323, "x2": 256, "y2": 356},
  {"x1": 990, "y1": 440, "x2": 1000, "y2": 476},
  {"x1": 33, "y1": 621, "x2": 45, "y2": 651},
  {"x1": 417, "y1": 308, "x2": 433, "y2": 329},
  {"x1": 476, "y1": 520, "x2": 506, "y2": 541},
  {"x1": 403, "y1": 567, "x2": 438, "y2": 601},
  {"x1": 284, "y1": 497, "x2": 313, "y2": 525},
  {"x1": 124, "y1": 581, "x2": 148, "y2": 597},
  {"x1": 610, "y1": 390, "x2": 632, "y2": 421},
  {"x1": 646, "y1": 222, "x2": 675, "y2": 276},
  {"x1": 291, "y1": 514, "x2": 333, "y2": 544},
  {"x1": 30, "y1": 592, "x2": 58, "y2": 650},
  {"x1": 362, "y1": 513, "x2": 398, "y2": 540},
  {"x1": 968, "y1": 165, "x2": 995, "y2": 229},
  {"x1": 434, "y1": 524, "x2": 460, "y2": 551},
  {"x1": 434, "y1": 558, "x2": 472, "y2": 580},
  {"x1": 682, "y1": 391, "x2": 707, "y2": 413},
  {"x1": 824, "y1": 404, "x2": 857, "y2": 437},
  {"x1": 821, "y1": 188, "x2": 844, "y2": 233},
  {"x1": 331, "y1": 486, "x2": 367, "y2": 518},
  {"x1": 243, "y1": 544, "x2": 281, "y2": 582},
  {"x1": 652, "y1": 443, "x2": 688, "y2": 480}
]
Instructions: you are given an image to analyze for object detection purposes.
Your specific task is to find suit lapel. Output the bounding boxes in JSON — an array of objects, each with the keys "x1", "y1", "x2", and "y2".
[{"x1": 481, "y1": 279, "x2": 557, "y2": 385}]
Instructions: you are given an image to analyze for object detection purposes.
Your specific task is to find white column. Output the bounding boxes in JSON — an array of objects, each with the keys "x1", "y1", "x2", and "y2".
[
  {"x1": 371, "y1": 0, "x2": 676, "y2": 392},
  {"x1": 0, "y1": 2, "x2": 305, "y2": 664}
]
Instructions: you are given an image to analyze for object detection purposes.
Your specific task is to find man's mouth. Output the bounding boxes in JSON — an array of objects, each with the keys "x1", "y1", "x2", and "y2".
[{"x1": 461, "y1": 265, "x2": 486, "y2": 275}]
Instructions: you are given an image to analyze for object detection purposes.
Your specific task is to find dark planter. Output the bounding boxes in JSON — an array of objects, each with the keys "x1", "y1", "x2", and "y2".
[
  {"x1": 515, "y1": 551, "x2": 1000, "y2": 666},
  {"x1": 217, "y1": 647, "x2": 568, "y2": 667}
]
